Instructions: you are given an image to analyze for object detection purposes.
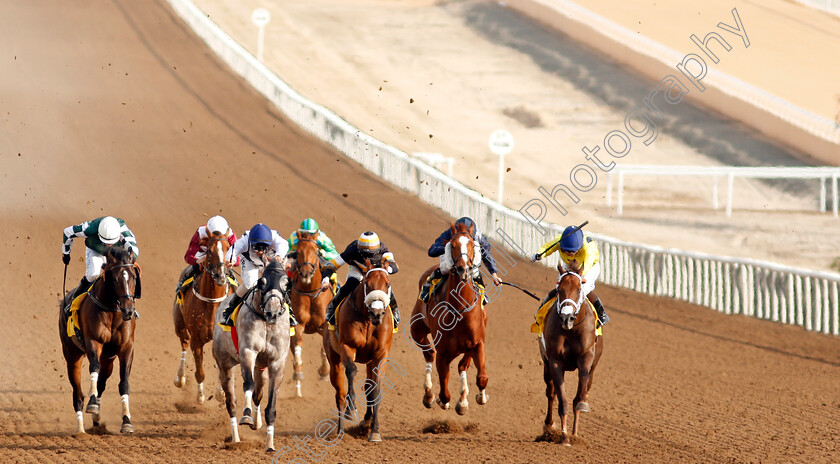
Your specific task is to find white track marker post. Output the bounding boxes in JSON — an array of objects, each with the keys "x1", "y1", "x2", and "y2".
[
  {"x1": 251, "y1": 8, "x2": 270, "y2": 62},
  {"x1": 489, "y1": 129, "x2": 514, "y2": 204}
]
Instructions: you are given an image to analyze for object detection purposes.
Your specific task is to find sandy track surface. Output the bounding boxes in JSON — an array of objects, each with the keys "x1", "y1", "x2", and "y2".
[{"x1": 1, "y1": 1, "x2": 839, "y2": 463}]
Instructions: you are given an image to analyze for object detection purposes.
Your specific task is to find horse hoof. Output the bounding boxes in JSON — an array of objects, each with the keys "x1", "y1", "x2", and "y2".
[
  {"x1": 422, "y1": 395, "x2": 434, "y2": 409},
  {"x1": 368, "y1": 432, "x2": 382, "y2": 442},
  {"x1": 436, "y1": 398, "x2": 450, "y2": 410},
  {"x1": 475, "y1": 392, "x2": 489, "y2": 405},
  {"x1": 544, "y1": 423, "x2": 556, "y2": 434},
  {"x1": 240, "y1": 416, "x2": 254, "y2": 428},
  {"x1": 295, "y1": 384, "x2": 303, "y2": 398},
  {"x1": 174, "y1": 376, "x2": 186, "y2": 388},
  {"x1": 85, "y1": 403, "x2": 99, "y2": 415},
  {"x1": 455, "y1": 402, "x2": 468, "y2": 416},
  {"x1": 196, "y1": 395, "x2": 205, "y2": 405},
  {"x1": 120, "y1": 423, "x2": 134, "y2": 434},
  {"x1": 575, "y1": 402, "x2": 590, "y2": 413}
]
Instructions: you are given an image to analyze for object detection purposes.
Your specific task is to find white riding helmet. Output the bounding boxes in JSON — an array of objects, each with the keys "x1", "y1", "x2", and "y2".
[
  {"x1": 98, "y1": 216, "x2": 121, "y2": 245},
  {"x1": 206, "y1": 215, "x2": 229, "y2": 235}
]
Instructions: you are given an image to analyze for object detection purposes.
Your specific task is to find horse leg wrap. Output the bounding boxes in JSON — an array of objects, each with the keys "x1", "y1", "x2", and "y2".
[
  {"x1": 121, "y1": 394, "x2": 131, "y2": 420},
  {"x1": 88, "y1": 372, "x2": 99, "y2": 398}
]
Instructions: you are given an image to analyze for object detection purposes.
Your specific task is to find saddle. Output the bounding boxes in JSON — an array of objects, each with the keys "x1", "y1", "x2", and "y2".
[
  {"x1": 65, "y1": 281, "x2": 96, "y2": 350},
  {"x1": 177, "y1": 273, "x2": 238, "y2": 305}
]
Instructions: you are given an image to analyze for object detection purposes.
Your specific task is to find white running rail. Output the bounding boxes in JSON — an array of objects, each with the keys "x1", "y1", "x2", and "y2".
[
  {"x1": 167, "y1": 0, "x2": 840, "y2": 336},
  {"x1": 606, "y1": 165, "x2": 840, "y2": 217}
]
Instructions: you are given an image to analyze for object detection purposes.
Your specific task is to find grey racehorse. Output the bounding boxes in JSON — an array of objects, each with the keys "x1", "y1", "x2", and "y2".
[{"x1": 212, "y1": 259, "x2": 291, "y2": 452}]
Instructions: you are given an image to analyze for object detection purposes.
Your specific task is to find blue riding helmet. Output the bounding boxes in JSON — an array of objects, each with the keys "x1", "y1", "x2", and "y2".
[
  {"x1": 559, "y1": 226, "x2": 583, "y2": 252},
  {"x1": 248, "y1": 223, "x2": 273, "y2": 245},
  {"x1": 454, "y1": 217, "x2": 476, "y2": 235}
]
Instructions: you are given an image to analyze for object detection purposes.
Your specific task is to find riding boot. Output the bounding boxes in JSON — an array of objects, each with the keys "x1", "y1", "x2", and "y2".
[
  {"x1": 66, "y1": 277, "x2": 91, "y2": 313},
  {"x1": 589, "y1": 295, "x2": 610, "y2": 326},
  {"x1": 326, "y1": 281, "x2": 351, "y2": 326},
  {"x1": 175, "y1": 264, "x2": 200, "y2": 294},
  {"x1": 419, "y1": 268, "x2": 443, "y2": 302},
  {"x1": 220, "y1": 293, "x2": 243, "y2": 327},
  {"x1": 289, "y1": 311, "x2": 298, "y2": 327},
  {"x1": 389, "y1": 294, "x2": 400, "y2": 328}
]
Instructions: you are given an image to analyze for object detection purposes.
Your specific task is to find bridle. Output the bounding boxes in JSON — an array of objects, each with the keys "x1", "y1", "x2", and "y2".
[
  {"x1": 555, "y1": 271, "x2": 584, "y2": 320},
  {"x1": 292, "y1": 238, "x2": 326, "y2": 298},
  {"x1": 193, "y1": 236, "x2": 229, "y2": 303},
  {"x1": 89, "y1": 263, "x2": 139, "y2": 313},
  {"x1": 243, "y1": 268, "x2": 288, "y2": 322}
]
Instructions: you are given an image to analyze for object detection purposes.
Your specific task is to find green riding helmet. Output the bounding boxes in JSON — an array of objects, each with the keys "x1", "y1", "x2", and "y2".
[{"x1": 299, "y1": 218, "x2": 319, "y2": 234}]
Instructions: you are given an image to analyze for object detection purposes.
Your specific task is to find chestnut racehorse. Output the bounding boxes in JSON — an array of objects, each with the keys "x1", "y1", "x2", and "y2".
[
  {"x1": 58, "y1": 247, "x2": 140, "y2": 434},
  {"x1": 409, "y1": 222, "x2": 489, "y2": 416},
  {"x1": 540, "y1": 266, "x2": 604, "y2": 445},
  {"x1": 323, "y1": 259, "x2": 395, "y2": 442},
  {"x1": 173, "y1": 232, "x2": 233, "y2": 403},
  {"x1": 288, "y1": 231, "x2": 332, "y2": 397}
]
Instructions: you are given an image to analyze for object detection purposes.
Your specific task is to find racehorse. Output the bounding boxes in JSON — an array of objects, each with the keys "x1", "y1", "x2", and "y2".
[
  {"x1": 409, "y1": 222, "x2": 488, "y2": 415},
  {"x1": 540, "y1": 265, "x2": 604, "y2": 445},
  {"x1": 212, "y1": 258, "x2": 291, "y2": 452},
  {"x1": 58, "y1": 247, "x2": 140, "y2": 434},
  {"x1": 323, "y1": 259, "x2": 395, "y2": 442},
  {"x1": 288, "y1": 231, "x2": 332, "y2": 397},
  {"x1": 172, "y1": 232, "x2": 233, "y2": 403}
]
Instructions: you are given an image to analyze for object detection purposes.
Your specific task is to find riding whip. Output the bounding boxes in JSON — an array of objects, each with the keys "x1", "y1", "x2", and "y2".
[
  {"x1": 538, "y1": 220, "x2": 589, "y2": 258},
  {"x1": 500, "y1": 281, "x2": 540, "y2": 300}
]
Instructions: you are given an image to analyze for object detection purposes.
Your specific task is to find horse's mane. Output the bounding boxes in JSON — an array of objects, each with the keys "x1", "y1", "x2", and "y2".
[{"x1": 106, "y1": 247, "x2": 133, "y2": 265}]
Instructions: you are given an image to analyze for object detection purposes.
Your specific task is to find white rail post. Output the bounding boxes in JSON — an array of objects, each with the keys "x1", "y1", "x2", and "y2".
[
  {"x1": 712, "y1": 175, "x2": 719, "y2": 210},
  {"x1": 725, "y1": 173, "x2": 734, "y2": 217},
  {"x1": 820, "y1": 177, "x2": 826, "y2": 213},
  {"x1": 833, "y1": 174, "x2": 838, "y2": 218},
  {"x1": 618, "y1": 171, "x2": 625, "y2": 215}
]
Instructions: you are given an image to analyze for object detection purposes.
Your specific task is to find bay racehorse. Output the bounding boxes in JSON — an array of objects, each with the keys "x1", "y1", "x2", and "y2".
[
  {"x1": 323, "y1": 259, "x2": 395, "y2": 442},
  {"x1": 212, "y1": 258, "x2": 291, "y2": 452},
  {"x1": 540, "y1": 266, "x2": 604, "y2": 445},
  {"x1": 409, "y1": 222, "x2": 488, "y2": 415},
  {"x1": 172, "y1": 232, "x2": 233, "y2": 403},
  {"x1": 58, "y1": 247, "x2": 140, "y2": 434},
  {"x1": 288, "y1": 231, "x2": 332, "y2": 397}
]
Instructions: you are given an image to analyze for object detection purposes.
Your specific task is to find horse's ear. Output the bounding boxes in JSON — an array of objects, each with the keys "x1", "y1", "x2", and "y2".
[
  {"x1": 450, "y1": 222, "x2": 456, "y2": 235},
  {"x1": 364, "y1": 258, "x2": 372, "y2": 272},
  {"x1": 580, "y1": 277, "x2": 587, "y2": 285},
  {"x1": 258, "y1": 277, "x2": 267, "y2": 291},
  {"x1": 134, "y1": 268, "x2": 142, "y2": 299}
]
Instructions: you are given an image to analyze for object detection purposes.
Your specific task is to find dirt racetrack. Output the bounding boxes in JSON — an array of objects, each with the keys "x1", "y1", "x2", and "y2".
[{"x1": 1, "y1": 1, "x2": 839, "y2": 463}]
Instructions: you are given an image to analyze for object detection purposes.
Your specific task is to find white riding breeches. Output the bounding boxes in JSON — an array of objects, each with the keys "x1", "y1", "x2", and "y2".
[
  {"x1": 85, "y1": 248, "x2": 107, "y2": 282},
  {"x1": 241, "y1": 258, "x2": 264, "y2": 289},
  {"x1": 560, "y1": 262, "x2": 600, "y2": 297},
  {"x1": 347, "y1": 265, "x2": 364, "y2": 281}
]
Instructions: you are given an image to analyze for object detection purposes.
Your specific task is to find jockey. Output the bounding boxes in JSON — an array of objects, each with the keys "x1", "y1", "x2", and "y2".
[
  {"x1": 287, "y1": 218, "x2": 339, "y2": 263},
  {"x1": 324, "y1": 231, "x2": 400, "y2": 328},
  {"x1": 531, "y1": 225, "x2": 609, "y2": 326},
  {"x1": 419, "y1": 217, "x2": 502, "y2": 303},
  {"x1": 175, "y1": 215, "x2": 238, "y2": 293},
  {"x1": 219, "y1": 223, "x2": 290, "y2": 327},
  {"x1": 62, "y1": 216, "x2": 139, "y2": 303}
]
